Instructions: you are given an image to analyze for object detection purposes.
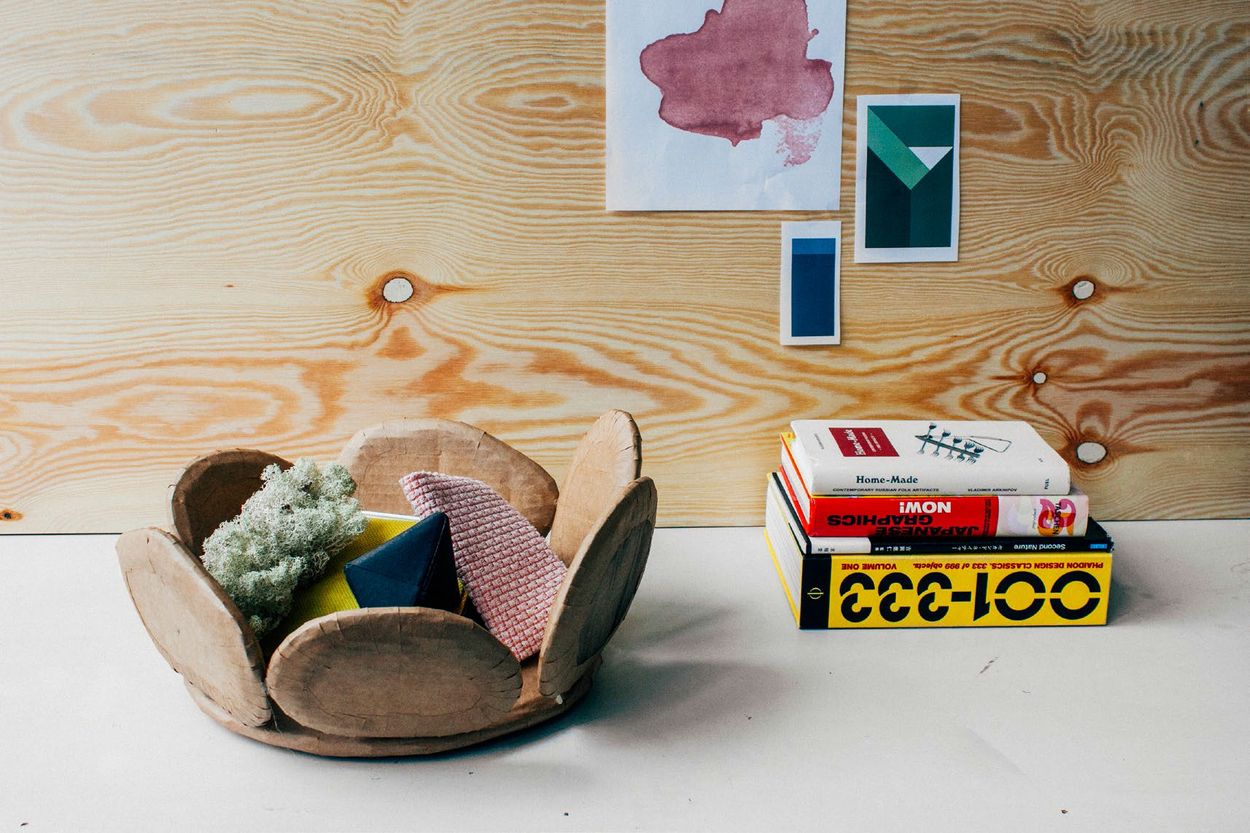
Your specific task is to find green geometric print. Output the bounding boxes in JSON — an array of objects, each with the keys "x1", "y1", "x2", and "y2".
[{"x1": 864, "y1": 104, "x2": 956, "y2": 249}]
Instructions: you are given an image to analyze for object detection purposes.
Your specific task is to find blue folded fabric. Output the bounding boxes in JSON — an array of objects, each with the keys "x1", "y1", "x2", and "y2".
[{"x1": 344, "y1": 511, "x2": 461, "y2": 611}]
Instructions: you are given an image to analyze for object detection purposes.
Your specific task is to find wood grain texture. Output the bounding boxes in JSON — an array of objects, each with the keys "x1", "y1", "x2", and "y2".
[
  {"x1": 1, "y1": 0, "x2": 1247, "y2": 531},
  {"x1": 549, "y1": 409, "x2": 641, "y2": 564},
  {"x1": 188, "y1": 654, "x2": 598, "y2": 757},
  {"x1": 540, "y1": 476, "x2": 656, "y2": 696},
  {"x1": 266, "y1": 607, "x2": 522, "y2": 738},
  {"x1": 339, "y1": 418, "x2": 558, "y2": 533},
  {"x1": 170, "y1": 449, "x2": 292, "y2": 556},
  {"x1": 116, "y1": 527, "x2": 272, "y2": 727}
]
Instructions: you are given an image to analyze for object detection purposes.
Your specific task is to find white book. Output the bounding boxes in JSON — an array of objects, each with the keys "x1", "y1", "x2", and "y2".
[{"x1": 788, "y1": 419, "x2": 1070, "y2": 496}]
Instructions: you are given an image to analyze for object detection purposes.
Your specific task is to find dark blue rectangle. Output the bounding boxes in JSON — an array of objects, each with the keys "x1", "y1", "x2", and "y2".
[
  {"x1": 791, "y1": 237, "x2": 839, "y2": 256},
  {"x1": 790, "y1": 239, "x2": 838, "y2": 338}
]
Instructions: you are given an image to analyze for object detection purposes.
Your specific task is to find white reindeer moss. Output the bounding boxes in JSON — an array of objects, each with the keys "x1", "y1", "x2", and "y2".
[{"x1": 201, "y1": 459, "x2": 366, "y2": 636}]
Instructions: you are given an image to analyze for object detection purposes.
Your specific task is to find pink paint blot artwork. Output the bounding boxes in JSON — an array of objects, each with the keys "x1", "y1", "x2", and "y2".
[{"x1": 640, "y1": 0, "x2": 834, "y2": 166}]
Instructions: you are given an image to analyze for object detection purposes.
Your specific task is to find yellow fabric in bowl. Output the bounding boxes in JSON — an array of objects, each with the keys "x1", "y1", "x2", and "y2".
[{"x1": 268, "y1": 513, "x2": 420, "y2": 646}]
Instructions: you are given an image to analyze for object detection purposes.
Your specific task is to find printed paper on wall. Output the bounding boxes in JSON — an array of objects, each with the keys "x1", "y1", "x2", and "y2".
[
  {"x1": 780, "y1": 221, "x2": 841, "y2": 345},
  {"x1": 854, "y1": 94, "x2": 960, "y2": 262},
  {"x1": 607, "y1": 0, "x2": 848, "y2": 211}
]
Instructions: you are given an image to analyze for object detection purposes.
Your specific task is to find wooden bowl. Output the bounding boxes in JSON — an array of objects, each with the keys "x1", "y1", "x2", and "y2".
[{"x1": 117, "y1": 411, "x2": 655, "y2": 757}]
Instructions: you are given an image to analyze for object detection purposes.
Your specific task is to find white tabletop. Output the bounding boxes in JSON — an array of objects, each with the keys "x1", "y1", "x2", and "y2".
[{"x1": 2, "y1": 521, "x2": 1248, "y2": 832}]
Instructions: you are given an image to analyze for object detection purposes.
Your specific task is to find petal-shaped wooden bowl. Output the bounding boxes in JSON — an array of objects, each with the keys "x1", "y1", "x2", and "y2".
[{"x1": 118, "y1": 411, "x2": 654, "y2": 757}]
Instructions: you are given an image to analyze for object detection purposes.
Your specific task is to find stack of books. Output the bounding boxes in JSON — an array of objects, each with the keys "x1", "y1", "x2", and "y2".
[{"x1": 765, "y1": 420, "x2": 1114, "y2": 628}]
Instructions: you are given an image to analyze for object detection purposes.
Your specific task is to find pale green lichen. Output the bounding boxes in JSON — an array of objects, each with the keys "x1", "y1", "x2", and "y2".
[{"x1": 201, "y1": 458, "x2": 366, "y2": 636}]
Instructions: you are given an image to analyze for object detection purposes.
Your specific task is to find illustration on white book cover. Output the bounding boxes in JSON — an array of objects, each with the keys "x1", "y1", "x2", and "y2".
[{"x1": 789, "y1": 420, "x2": 1070, "y2": 495}]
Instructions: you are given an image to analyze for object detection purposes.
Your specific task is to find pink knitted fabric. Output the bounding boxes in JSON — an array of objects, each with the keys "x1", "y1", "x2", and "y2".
[{"x1": 400, "y1": 471, "x2": 567, "y2": 660}]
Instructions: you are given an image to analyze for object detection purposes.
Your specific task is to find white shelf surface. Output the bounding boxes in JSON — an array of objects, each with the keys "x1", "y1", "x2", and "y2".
[{"x1": 2, "y1": 520, "x2": 1248, "y2": 832}]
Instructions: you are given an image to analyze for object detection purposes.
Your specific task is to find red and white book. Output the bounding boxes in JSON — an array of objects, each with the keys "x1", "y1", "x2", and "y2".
[
  {"x1": 789, "y1": 419, "x2": 1070, "y2": 496},
  {"x1": 780, "y1": 434, "x2": 1089, "y2": 538}
]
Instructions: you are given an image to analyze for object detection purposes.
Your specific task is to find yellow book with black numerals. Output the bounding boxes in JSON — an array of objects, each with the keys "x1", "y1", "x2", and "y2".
[{"x1": 765, "y1": 480, "x2": 1113, "y2": 629}]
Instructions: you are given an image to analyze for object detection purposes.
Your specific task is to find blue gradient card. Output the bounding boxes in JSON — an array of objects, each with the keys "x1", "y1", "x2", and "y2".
[{"x1": 781, "y1": 221, "x2": 841, "y2": 345}]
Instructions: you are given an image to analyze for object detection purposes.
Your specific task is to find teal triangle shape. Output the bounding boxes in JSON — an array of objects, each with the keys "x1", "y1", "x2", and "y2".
[
  {"x1": 867, "y1": 109, "x2": 930, "y2": 190},
  {"x1": 871, "y1": 105, "x2": 955, "y2": 148}
]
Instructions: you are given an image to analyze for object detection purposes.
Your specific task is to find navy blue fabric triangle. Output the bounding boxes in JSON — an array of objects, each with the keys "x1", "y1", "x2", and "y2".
[{"x1": 344, "y1": 511, "x2": 460, "y2": 611}]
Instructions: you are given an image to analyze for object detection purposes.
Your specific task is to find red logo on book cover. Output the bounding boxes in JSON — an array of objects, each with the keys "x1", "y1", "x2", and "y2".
[
  {"x1": 1037, "y1": 498, "x2": 1077, "y2": 536},
  {"x1": 830, "y1": 427, "x2": 899, "y2": 457}
]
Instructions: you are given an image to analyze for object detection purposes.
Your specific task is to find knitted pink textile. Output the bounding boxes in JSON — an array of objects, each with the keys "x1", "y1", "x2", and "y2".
[{"x1": 400, "y1": 471, "x2": 567, "y2": 660}]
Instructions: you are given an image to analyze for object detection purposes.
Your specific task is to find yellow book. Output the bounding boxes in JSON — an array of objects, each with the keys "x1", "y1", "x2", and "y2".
[{"x1": 766, "y1": 483, "x2": 1113, "y2": 628}]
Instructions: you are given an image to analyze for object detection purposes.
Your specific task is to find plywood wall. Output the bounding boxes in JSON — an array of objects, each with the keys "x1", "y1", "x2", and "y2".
[{"x1": 2, "y1": 0, "x2": 1248, "y2": 532}]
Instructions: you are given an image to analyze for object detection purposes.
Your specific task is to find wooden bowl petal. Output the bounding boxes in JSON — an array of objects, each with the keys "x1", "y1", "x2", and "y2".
[
  {"x1": 549, "y1": 410, "x2": 642, "y2": 565},
  {"x1": 339, "y1": 419, "x2": 558, "y2": 534},
  {"x1": 186, "y1": 656, "x2": 597, "y2": 757},
  {"x1": 539, "y1": 477, "x2": 657, "y2": 697},
  {"x1": 169, "y1": 448, "x2": 292, "y2": 557},
  {"x1": 266, "y1": 608, "x2": 522, "y2": 738},
  {"x1": 117, "y1": 527, "x2": 272, "y2": 727}
]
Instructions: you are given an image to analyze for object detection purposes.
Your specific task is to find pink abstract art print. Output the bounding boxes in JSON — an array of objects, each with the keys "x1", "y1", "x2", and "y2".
[{"x1": 607, "y1": 0, "x2": 846, "y2": 211}]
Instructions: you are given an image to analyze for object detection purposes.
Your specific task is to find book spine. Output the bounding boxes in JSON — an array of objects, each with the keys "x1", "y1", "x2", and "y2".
[
  {"x1": 859, "y1": 535, "x2": 1109, "y2": 555},
  {"x1": 795, "y1": 429, "x2": 1069, "y2": 496},
  {"x1": 806, "y1": 491, "x2": 995, "y2": 537},
  {"x1": 807, "y1": 469, "x2": 1069, "y2": 495},
  {"x1": 774, "y1": 474, "x2": 1101, "y2": 555},
  {"x1": 804, "y1": 493, "x2": 1089, "y2": 538},
  {"x1": 780, "y1": 441, "x2": 1089, "y2": 538},
  {"x1": 768, "y1": 475, "x2": 872, "y2": 555},
  {"x1": 800, "y1": 552, "x2": 1112, "y2": 628},
  {"x1": 798, "y1": 554, "x2": 831, "y2": 629},
  {"x1": 768, "y1": 479, "x2": 1112, "y2": 628}
]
